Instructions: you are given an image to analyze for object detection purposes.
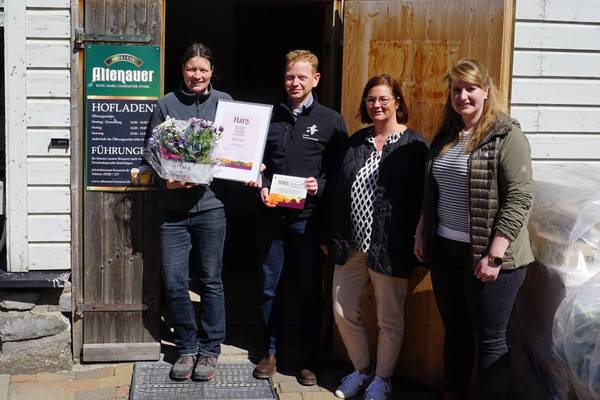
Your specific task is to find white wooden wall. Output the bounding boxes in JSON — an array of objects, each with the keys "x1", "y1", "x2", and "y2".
[
  {"x1": 4, "y1": 0, "x2": 71, "y2": 271},
  {"x1": 512, "y1": 0, "x2": 600, "y2": 163}
]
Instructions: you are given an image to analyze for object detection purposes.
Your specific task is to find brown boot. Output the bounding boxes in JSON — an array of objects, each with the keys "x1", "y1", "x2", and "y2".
[
  {"x1": 297, "y1": 367, "x2": 317, "y2": 386},
  {"x1": 253, "y1": 354, "x2": 277, "y2": 379}
]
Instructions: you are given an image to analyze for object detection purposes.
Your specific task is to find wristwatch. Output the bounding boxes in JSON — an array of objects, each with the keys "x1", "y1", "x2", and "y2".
[{"x1": 488, "y1": 254, "x2": 503, "y2": 267}]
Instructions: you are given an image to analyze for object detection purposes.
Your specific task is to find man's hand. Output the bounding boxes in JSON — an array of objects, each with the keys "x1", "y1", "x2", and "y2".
[
  {"x1": 305, "y1": 177, "x2": 318, "y2": 196},
  {"x1": 260, "y1": 187, "x2": 276, "y2": 207},
  {"x1": 246, "y1": 163, "x2": 266, "y2": 188},
  {"x1": 166, "y1": 178, "x2": 197, "y2": 189}
]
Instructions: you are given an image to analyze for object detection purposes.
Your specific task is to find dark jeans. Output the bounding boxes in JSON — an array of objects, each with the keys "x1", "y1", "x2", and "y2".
[
  {"x1": 430, "y1": 236, "x2": 527, "y2": 400},
  {"x1": 160, "y1": 207, "x2": 226, "y2": 358},
  {"x1": 256, "y1": 210, "x2": 323, "y2": 357}
]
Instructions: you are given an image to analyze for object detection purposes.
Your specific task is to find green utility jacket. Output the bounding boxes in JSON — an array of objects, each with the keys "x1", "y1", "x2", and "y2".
[{"x1": 422, "y1": 115, "x2": 535, "y2": 270}]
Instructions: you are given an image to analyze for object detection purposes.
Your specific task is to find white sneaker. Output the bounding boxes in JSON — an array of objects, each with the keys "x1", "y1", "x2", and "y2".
[
  {"x1": 363, "y1": 376, "x2": 391, "y2": 400},
  {"x1": 334, "y1": 370, "x2": 372, "y2": 398}
]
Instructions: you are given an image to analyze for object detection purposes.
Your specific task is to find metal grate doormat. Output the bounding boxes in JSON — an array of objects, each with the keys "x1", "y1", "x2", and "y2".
[{"x1": 129, "y1": 361, "x2": 278, "y2": 400}]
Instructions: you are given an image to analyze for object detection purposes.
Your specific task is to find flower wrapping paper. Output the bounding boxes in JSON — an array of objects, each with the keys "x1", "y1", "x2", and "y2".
[{"x1": 144, "y1": 116, "x2": 224, "y2": 184}]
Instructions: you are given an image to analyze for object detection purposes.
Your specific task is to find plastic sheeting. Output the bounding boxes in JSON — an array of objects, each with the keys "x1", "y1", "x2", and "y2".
[
  {"x1": 509, "y1": 163, "x2": 600, "y2": 400},
  {"x1": 528, "y1": 164, "x2": 600, "y2": 288},
  {"x1": 554, "y1": 272, "x2": 600, "y2": 400}
]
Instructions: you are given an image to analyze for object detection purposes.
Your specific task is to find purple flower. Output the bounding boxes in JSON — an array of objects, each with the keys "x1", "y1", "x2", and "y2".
[{"x1": 159, "y1": 146, "x2": 182, "y2": 160}]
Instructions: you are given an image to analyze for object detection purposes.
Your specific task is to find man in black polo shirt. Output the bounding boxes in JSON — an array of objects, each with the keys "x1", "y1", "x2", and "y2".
[{"x1": 253, "y1": 50, "x2": 347, "y2": 385}]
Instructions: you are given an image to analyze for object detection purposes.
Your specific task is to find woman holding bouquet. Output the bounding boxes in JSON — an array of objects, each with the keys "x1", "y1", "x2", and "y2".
[{"x1": 147, "y1": 42, "x2": 232, "y2": 382}]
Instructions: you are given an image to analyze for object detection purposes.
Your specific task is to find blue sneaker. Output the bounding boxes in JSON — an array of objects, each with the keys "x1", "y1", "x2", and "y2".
[
  {"x1": 363, "y1": 376, "x2": 391, "y2": 400},
  {"x1": 335, "y1": 370, "x2": 372, "y2": 398}
]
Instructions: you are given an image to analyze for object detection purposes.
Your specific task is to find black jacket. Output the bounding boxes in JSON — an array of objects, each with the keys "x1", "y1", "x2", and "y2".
[
  {"x1": 261, "y1": 95, "x2": 347, "y2": 219},
  {"x1": 325, "y1": 127, "x2": 428, "y2": 278}
]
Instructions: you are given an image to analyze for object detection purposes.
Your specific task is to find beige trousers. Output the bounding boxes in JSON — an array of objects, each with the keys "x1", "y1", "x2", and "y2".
[{"x1": 332, "y1": 250, "x2": 408, "y2": 378}]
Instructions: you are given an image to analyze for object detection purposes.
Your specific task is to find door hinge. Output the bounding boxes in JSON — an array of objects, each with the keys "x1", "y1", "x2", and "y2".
[
  {"x1": 74, "y1": 302, "x2": 148, "y2": 320},
  {"x1": 75, "y1": 28, "x2": 152, "y2": 50}
]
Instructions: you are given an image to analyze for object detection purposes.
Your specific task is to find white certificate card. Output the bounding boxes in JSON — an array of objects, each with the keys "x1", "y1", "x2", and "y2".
[
  {"x1": 268, "y1": 174, "x2": 307, "y2": 209},
  {"x1": 212, "y1": 99, "x2": 273, "y2": 182}
]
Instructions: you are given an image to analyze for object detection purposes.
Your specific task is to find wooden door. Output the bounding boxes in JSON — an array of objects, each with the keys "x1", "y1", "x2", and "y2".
[
  {"x1": 338, "y1": 0, "x2": 514, "y2": 388},
  {"x1": 75, "y1": 0, "x2": 164, "y2": 362}
]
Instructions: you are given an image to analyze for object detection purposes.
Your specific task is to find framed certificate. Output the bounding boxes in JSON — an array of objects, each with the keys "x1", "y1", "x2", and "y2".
[{"x1": 212, "y1": 99, "x2": 273, "y2": 182}]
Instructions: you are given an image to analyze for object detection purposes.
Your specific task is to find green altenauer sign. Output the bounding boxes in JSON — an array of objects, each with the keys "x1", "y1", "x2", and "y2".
[{"x1": 85, "y1": 44, "x2": 160, "y2": 191}]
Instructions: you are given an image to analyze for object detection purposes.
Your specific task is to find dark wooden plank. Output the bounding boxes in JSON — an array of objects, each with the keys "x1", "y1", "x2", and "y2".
[
  {"x1": 142, "y1": 192, "x2": 162, "y2": 343},
  {"x1": 103, "y1": 193, "x2": 125, "y2": 343},
  {"x1": 83, "y1": 342, "x2": 161, "y2": 362},
  {"x1": 105, "y1": 0, "x2": 127, "y2": 35},
  {"x1": 84, "y1": 0, "x2": 105, "y2": 35},
  {"x1": 123, "y1": 192, "x2": 144, "y2": 343},
  {"x1": 146, "y1": 0, "x2": 162, "y2": 45},
  {"x1": 83, "y1": 190, "x2": 104, "y2": 345},
  {"x1": 122, "y1": 194, "x2": 136, "y2": 344},
  {"x1": 134, "y1": 193, "x2": 148, "y2": 343},
  {"x1": 126, "y1": 0, "x2": 147, "y2": 35}
]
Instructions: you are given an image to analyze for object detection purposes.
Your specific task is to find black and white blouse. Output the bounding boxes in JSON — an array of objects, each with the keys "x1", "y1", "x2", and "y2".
[{"x1": 350, "y1": 131, "x2": 403, "y2": 252}]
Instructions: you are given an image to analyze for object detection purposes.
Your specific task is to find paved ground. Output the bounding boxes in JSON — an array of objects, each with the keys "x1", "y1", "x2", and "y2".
[
  {"x1": 0, "y1": 342, "x2": 439, "y2": 400},
  {"x1": 0, "y1": 363, "x2": 132, "y2": 400},
  {"x1": 0, "y1": 287, "x2": 440, "y2": 400}
]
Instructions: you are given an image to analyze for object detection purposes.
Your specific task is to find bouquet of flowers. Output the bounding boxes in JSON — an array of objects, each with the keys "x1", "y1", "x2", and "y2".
[{"x1": 144, "y1": 116, "x2": 224, "y2": 184}]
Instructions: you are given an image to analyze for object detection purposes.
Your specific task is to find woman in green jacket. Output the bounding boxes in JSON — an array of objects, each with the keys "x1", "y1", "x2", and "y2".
[{"x1": 414, "y1": 58, "x2": 534, "y2": 400}]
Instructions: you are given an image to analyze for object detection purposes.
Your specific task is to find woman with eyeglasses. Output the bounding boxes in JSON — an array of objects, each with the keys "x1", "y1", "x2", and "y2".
[{"x1": 323, "y1": 74, "x2": 428, "y2": 400}]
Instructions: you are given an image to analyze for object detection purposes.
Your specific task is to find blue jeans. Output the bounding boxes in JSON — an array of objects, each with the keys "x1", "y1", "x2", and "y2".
[
  {"x1": 430, "y1": 235, "x2": 527, "y2": 400},
  {"x1": 256, "y1": 211, "x2": 323, "y2": 357},
  {"x1": 160, "y1": 207, "x2": 226, "y2": 358}
]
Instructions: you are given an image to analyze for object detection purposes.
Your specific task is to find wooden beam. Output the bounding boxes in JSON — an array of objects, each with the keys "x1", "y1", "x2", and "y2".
[
  {"x1": 70, "y1": 0, "x2": 84, "y2": 363},
  {"x1": 5, "y1": 0, "x2": 29, "y2": 272},
  {"x1": 500, "y1": 0, "x2": 516, "y2": 109}
]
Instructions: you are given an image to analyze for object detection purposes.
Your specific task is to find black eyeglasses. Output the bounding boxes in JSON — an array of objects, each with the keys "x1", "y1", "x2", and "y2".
[{"x1": 364, "y1": 96, "x2": 396, "y2": 106}]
